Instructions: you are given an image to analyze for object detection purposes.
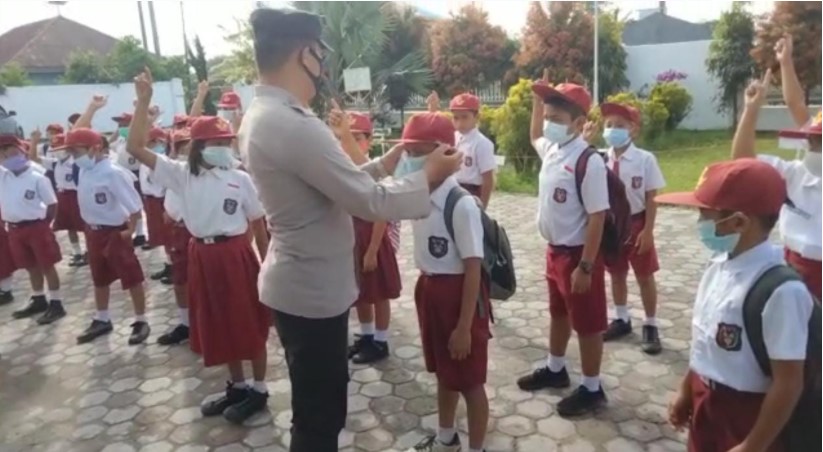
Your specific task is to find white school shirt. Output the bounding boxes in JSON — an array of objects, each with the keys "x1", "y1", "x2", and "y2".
[
  {"x1": 412, "y1": 176, "x2": 484, "y2": 274},
  {"x1": 151, "y1": 156, "x2": 265, "y2": 238},
  {"x1": 690, "y1": 242, "x2": 813, "y2": 393},
  {"x1": 112, "y1": 137, "x2": 141, "y2": 172},
  {"x1": 41, "y1": 156, "x2": 77, "y2": 191},
  {"x1": 533, "y1": 136, "x2": 610, "y2": 246},
  {"x1": 163, "y1": 189, "x2": 184, "y2": 223},
  {"x1": 455, "y1": 128, "x2": 497, "y2": 186},
  {"x1": 758, "y1": 155, "x2": 822, "y2": 261},
  {"x1": 0, "y1": 165, "x2": 58, "y2": 223},
  {"x1": 139, "y1": 164, "x2": 166, "y2": 198},
  {"x1": 77, "y1": 157, "x2": 143, "y2": 226},
  {"x1": 605, "y1": 144, "x2": 666, "y2": 215}
]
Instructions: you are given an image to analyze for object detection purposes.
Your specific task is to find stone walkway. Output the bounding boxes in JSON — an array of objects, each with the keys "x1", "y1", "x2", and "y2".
[{"x1": 0, "y1": 194, "x2": 713, "y2": 452}]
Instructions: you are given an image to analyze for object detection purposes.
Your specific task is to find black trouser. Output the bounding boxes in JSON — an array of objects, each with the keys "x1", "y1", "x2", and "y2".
[{"x1": 273, "y1": 309, "x2": 349, "y2": 452}]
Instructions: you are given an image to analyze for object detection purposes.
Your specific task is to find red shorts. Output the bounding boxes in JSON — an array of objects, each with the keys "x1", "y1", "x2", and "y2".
[
  {"x1": 143, "y1": 196, "x2": 170, "y2": 247},
  {"x1": 414, "y1": 273, "x2": 491, "y2": 392},
  {"x1": 459, "y1": 183, "x2": 482, "y2": 197},
  {"x1": 85, "y1": 225, "x2": 145, "y2": 289},
  {"x1": 785, "y1": 249, "x2": 821, "y2": 300},
  {"x1": 7, "y1": 220, "x2": 62, "y2": 270},
  {"x1": 188, "y1": 235, "x2": 270, "y2": 367},
  {"x1": 546, "y1": 245, "x2": 607, "y2": 335},
  {"x1": 605, "y1": 214, "x2": 659, "y2": 278},
  {"x1": 0, "y1": 222, "x2": 17, "y2": 279},
  {"x1": 52, "y1": 190, "x2": 85, "y2": 232},
  {"x1": 688, "y1": 372, "x2": 782, "y2": 452},
  {"x1": 168, "y1": 222, "x2": 192, "y2": 286},
  {"x1": 353, "y1": 218, "x2": 401, "y2": 306}
]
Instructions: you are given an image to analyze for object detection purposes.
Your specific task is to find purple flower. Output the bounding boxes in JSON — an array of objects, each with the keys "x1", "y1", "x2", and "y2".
[{"x1": 656, "y1": 70, "x2": 687, "y2": 83}]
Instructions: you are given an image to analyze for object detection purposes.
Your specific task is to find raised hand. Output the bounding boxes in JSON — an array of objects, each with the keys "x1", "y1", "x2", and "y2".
[
  {"x1": 744, "y1": 69, "x2": 772, "y2": 107},
  {"x1": 89, "y1": 94, "x2": 108, "y2": 111},
  {"x1": 426, "y1": 91, "x2": 440, "y2": 112},
  {"x1": 774, "y1": 33, "x2": 793, "y2": 65},
  {"x1": 134, "y1": 67, "x2": 154, "y2": 103},
  {"x1": 30, "y1": 127, "x2": 42, "y2": 145},
  {"x1": 327, "y1": 98, "x2": 351, "y2": 137},
  {"x1": 197, "y1": 80, "x2": 209, "y2": 97}
]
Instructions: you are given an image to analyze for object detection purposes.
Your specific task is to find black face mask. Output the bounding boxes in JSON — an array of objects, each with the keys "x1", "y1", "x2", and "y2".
[{"x1": 300, "y1": 46, "x2": 327, "y2": 99}]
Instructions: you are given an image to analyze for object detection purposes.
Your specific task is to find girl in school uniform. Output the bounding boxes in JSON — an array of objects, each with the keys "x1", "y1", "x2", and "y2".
[
  {"x1": 127, "y1": 69, "x2": 271, "y2": 424},
  {"x1": 140, "y1": 127, "x2": 174, "y2": 281}
]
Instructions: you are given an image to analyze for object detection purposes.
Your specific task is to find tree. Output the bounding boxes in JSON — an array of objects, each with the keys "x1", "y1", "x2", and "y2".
[
  {"x1": 382, "y1": 3, "x2": 432, "y2": 69},
  {"x1": 514, "y1": 2, "x2": 594, "y2": 85},
  {"x1": 706, "y1": 3, "x2": 756, "y2": 128},
  {"x1": 212, "y1": 19, "x2": 257, "y2": 84},
  {"x1": 751, "y1": 1, "x2": 821, "y2": 100},
  {"x1": 429, "y1": 4, "x2": 513, "y2": 95},
  {"x1": 491, "y1": 79, "x2": 539, "y2": 173},
  {"x1": 596, "y1": 8, "x2": 628, "y2": 100},
  {"x1": 187, "y1": 36, "x2": 216, "y2": 114},
  {"x1": 0, "y1": 62, "x2": 33, "y2": 87}
]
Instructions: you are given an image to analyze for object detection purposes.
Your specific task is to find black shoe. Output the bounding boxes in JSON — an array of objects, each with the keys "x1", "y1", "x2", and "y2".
[
  {"x1": 223, "y1": 389, "x2": 269, "y2": 424},
  {"x1": 201, "y1": 382, "x2": 250, "y2": 417},
  {"x1": 132, "y1": 235, "x2": 147, "y2": 247},
  {"x1": 0, "y1": 290, "x2": 13, "y2": 306},
  {"x1": 37, "y1": 300, "x2": 66, "y2": 325},
  {"x1": 159, "y1": 275, "x2": 174, "y2": 285},
  {"x1": 411, "y1": 433, "x2": 461, "y2": 451},
  {"x1": 141, "y1": 242, "x2": 155, "y2": 251},
  {"x1": 517, "y1": 366, "x2": 570, "y2": 391},
  {"x1": 128, "y1": 321, "x2": 151, "y2": 345},
  {"x1": 352, "y1": 338, "x2": 389, "y2": 364},
  {"x1": 69, "y1": 253, "x2": 88, "y2": 267},
  {"x1": 603, "y1": 318, "x2": 632, "y2": 341},
  {"x1": 77, "y1": 319, "x2": 113, "y2": 344},
  {"x1": 557, "y1": 385, "x2": 607, "y2": 417},
  {"x1": 12, "y1": 295, "x2": 48, "y2": 319},
  {"x1": 157, "y1": 324, "x2": 189, "y2": 345},
  {"x1": 150, "y1": 264, "x2": 171, "y2": 281},
  {"x1": 348, "y1": 334, "x2": 370, "y2": 359},
  {"x1": 641, "y1": 325, "x2": 662, "y2": 355}
]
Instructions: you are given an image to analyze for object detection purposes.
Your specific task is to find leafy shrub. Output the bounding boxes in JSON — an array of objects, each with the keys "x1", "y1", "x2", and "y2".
[
  {"x1": 478, "y1": 104, "x2": 499, "y2": 147},
  {"x1": 649, "y1": 81, "x2": 692, "y2": 130},
  {"x1": 490, "y1": 79, "x2": 539, "y2": 173},
  {"x1": 590, "y1": 91, "x2": 669, "y2": 144}
]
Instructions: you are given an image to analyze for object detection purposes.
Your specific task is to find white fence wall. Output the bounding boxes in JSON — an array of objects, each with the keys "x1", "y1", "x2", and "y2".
[{"x1": 0, "y1": 79, "x2": 186, "y2": 134}]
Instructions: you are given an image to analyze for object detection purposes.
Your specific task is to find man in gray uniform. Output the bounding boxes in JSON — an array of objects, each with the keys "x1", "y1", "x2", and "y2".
[{"x1": 239, "y1": 8, "x2": 463, "y2": 452}]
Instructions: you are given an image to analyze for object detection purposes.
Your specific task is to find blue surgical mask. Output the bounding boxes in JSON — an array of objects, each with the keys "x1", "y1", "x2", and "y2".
[
  {"x1": 118, "y1": 127, "x2": 129, "y2": 139},
  {"x1": 543, "y1": 120, "x2": 573, "y2": 145},
  {"x1": 201, "y1": 146, "x2": 234, "y2": 168},
  {"x1": 697, "y1": 218, "x2": 740, "y2": 254},
  {"x1": 152, "y1": 144, "x2": 166, "y2": 154},
  {"x1": 74, "y1": 154, "x2": 95, "y2": 170},
  {"x1": 603, "y1": 127, "x2": 631, "y2": 148},
  {"x1": 393, "y1": 153, "x2": 427, "y2": 178},
  {"x1": 1, "y1": 154, "x2": 28, "y2": 172}
]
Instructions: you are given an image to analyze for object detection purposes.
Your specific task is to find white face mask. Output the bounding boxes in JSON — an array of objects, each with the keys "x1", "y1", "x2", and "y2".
[
  {"x1": 803, "y1": 151, "x2": 822, "y2": 177},
  {"x1": 217, "y1": 110, "x2": 236, "y2": 122}
]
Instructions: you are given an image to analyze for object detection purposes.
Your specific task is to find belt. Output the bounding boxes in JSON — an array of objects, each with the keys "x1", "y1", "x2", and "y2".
[
  {"x1": 631, "y1": 212, "x2": 646, "y2": 220},
  {"x1": 7, "y1": 219, "x2": 44, "y2": 228},
  {"x1": 88, "y1": 224, "x2": 125, "y2": 231},
  {"x1": 195, "y1": 235, "x2": 230, "y2": 244},
  {"x1": 548, "y1": 244, "x2": 584, "y2": 253},
  {"x1": 699, "y1": 376, "x2": 760, "y2": 395}
]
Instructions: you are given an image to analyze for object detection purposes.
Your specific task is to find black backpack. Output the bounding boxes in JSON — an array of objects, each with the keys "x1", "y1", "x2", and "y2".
[
  {"x1": 742, "y1": 265, "x2": 821, "y2": 451},
  {"x1": 444, "y1": 186, "x2": 516, "y2": 302}
]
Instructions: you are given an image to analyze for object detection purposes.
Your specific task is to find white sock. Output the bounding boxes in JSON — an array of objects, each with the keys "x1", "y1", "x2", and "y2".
[
  {"x1": 232, "y1": 381, "x2": 247, "y2": 389},
  {"x1": 644, "y1": 317, "x2": 658, "y2": 327},
  {"x1": 48, "y1": 290, "x2": 62, "y2": 301},
  {"x1": 70, "y1": 241, "x2": 82, "y2": 255},
  {"x1": 0, "y1": 277, "x2": 12, "y2": 291},
  {"x1": 252, "y1": 380, "x2": 268, "y2": 394},
  {"x1": 135, "y1": 219, "x2": 145, "y2": 236},
  {"x1": 437, "y1": 426, "x2": 456, "y2": 444},
  {"x1": 32, "y1": 290, "x2": 45, "y2": 297},
  {"x1": 546, "y1": 354, "x2": 566, "y2": 372},
  {"x1": 135, "y1": 314, "x2": 147, "y2": 323},
  {"x1": 178, "y1": 308, "x2": 190, "y2": 327},
  {"x1": 360, "y1": 322, "x2": 375, "y2": 336},
  {"x1": 615, "y1": 305, "x2": 630, "y2": 321},
  {"x1": 94, "y1": 310, "x2": 110, "y2": 322},
  {"x1": 374, "y1": 329, "x2": 389, "y2": 342},
  {"x1": 581, "y1": 375, "x2": 601, "y2": 392}
]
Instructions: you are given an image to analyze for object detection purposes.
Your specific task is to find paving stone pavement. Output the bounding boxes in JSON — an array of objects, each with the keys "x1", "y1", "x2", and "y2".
[{"x1": 0, "y1": 193, "x2": 717, "y2": 452}]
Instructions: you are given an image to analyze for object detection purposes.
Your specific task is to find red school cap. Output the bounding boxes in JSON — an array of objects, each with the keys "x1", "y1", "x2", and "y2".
[
  {"x1": 600, "y1": 102, "x2": 641, "y2": 125},
  {"x1": 173, "y1": 114, "x2": 190, "y2": 126},
  {"x1": 449, "y1": 93, "x2": 481, "y2": 111},
  {"x1": 349, "y1": 112, "x2": 373, "y2": 134},
  {"x1": 656, "y1": 159, "x2": 787, "y2": 216},
  {"x1": 65, "y1": 128, "x2": 103, "y2": 148},
  {"x1": 46, "y1": 123, "x2": 65, "y2": 134},
  {"x1": 190, "y1": 116, "x2": 235, "y2": 141},
  {"x1": 171, "y1": 129, "x2": 191, "y2": 144},
  {"x1": 49, "y1": 134, "x2": 67, "y2": 151},
  {"x1": 396, "y1": 113, "x2": 455, "y2": 147},
  {"x1": 217, "y1": 91, "x2": 242, "y2": 110},
  {"x1": 148, "y1": 127, "x2": 168, "y2": 143},
  {"x1": 532, "y1": 81, "x2": 592, "y2": 114},
  {"x1": 112, "y1": 112, "x2": 133, "y2": 125}
]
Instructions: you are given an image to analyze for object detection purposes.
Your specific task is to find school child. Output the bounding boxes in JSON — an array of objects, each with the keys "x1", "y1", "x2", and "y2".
[
  {"x1": 156, "y1": 128, "x2": 193, "y2": 345},
  {"x1": 111, "y1": 112, "x2": 147, "y2": 248},
  {"x1": 598, "y1": 103, "x2": 666, "y2": 354},
  {"x1": 516, "y1": 79, "x2": 610, "y2": 416},
  {"x1": 127, "y1": 69, "x2": 271, "y2": 424},
  {"x1": 427, "y1": 92, "x2": 497, "y2": 207},
  {"x1": 0, "y1": 120, "x2": 66, "y2": 325},
  {"x1": 388, "y1": 113, "x2": 490, "y2": 452},
  {"x1": 42, "y1": 123, "x2": 62, "y2": 191},
  {"x1": 659, "y1": 159, "x2": 814, "y2": 452},
  {"x1": 64, "y1": 127, "x2": 151, "y2": 345},
  {"x1": 0, "y1": 210, "x2": 15, "y2": 304},
  {"x1": 140, "y1": 127, "x2": 174, "y2": 282}
]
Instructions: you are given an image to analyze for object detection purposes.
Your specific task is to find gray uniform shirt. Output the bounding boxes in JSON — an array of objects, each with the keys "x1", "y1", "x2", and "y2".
[{"x1": 240, "y1": 85, "x2": 431, "y2": 319}]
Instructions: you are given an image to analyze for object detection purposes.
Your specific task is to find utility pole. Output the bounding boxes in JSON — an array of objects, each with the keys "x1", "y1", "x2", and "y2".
[
  {"x1": 148, "y1": 1, "x2": 161, "y2": 56},
  {"x1": 137, "y1": 1, "x2": 149, "y2": 51},
  {"x1": 180, "y1": 0, "x2": 189, "y2": 60}
]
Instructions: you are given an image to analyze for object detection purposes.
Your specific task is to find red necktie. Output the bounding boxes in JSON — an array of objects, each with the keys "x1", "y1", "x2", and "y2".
[{"x1": 613, "y1": 158, "x2": 620, "y2": 178}]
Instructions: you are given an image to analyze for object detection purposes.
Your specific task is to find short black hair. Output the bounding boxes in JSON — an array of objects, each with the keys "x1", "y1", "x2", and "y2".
[
  {"x1": 719, "y1": 209, "x2": 780, "y2": 233},
  {"x1": 253, "y1": 37, "x2": 312, "y2": 72},
  {"x1": 545, "y1": 97, "x2": 586, "y2": 120}
]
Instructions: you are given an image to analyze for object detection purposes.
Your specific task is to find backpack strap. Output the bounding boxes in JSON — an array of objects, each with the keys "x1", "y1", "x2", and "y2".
[
  {"x1": 444, "y1": 186, "x2": 471, "y2": 243},
  {"x1": 574, "y1": 146, "x2": 598, "y2": 207},
  {"x1": 743, "y1": 265, "x2": 804, "y2": 377}
]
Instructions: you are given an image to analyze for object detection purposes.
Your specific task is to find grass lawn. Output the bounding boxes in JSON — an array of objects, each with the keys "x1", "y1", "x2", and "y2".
[{"x1": 496, "y1": 130, "x2": 799, "y2": 195}]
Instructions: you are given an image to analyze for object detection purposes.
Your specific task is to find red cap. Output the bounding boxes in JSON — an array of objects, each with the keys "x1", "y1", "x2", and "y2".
[
  {"x1": 46, "y1": 123, "x2": 64, "y2": 134},
  {"x1": 779, "y1": 110, "x2": 822, "y2": 141},
  {"x1": 656, "y1": 159, "x2": 787, "y2": 216},
  {"x1": 532, "y1": 82, "x2": 592, "y2": 114},
  {"x1": 600, "y1": 102, "x2": 641, "y2": 125},
  {"x1": 190, "y1": 116, "x2": 235, "y2": 141},
  {"x1": 397, "y1": 113, "x2": 456, "y2": 147},
  {"x1": 217, "y1": 92, "x2": 242, "y2": 110},
  {"x1": 449, "y1": 93, "x2": 481, "y2": 111},
  {"x1": 112, "y1": 113, "x2": 133, "y2": 125},
  {"x1": 0, "y1": 135, "x2": 25, "y2": 147},
  {"x1": 173, "y1": 114, "x2": 189, "y2": 126},
  {"x1": 49, "y1": 134, "x2": 67, "y2": 151},
  {"x1": 171, "y1": 129, "x2": 191, "y2": 144},
  {"x1": 349, "y1": 112, "x2": 373, "y2": 134},
  {"x1": 148, "y1": 127, "x2": 168, "y2": 143},
  {"x1": 66, "y1": 128, "x2": 103, "y2": 148}
]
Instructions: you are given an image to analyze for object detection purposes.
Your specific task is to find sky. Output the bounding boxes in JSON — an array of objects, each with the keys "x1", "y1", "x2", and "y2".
[{"x1": 0, "y1": 0, "x2": 775, "y2": 58}]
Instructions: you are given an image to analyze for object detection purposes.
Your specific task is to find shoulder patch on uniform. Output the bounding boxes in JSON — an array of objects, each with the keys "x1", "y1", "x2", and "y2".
[
  {"x1": 428, "y1": 236, "x2": 449, "y2": 259},
  {"x1": 716, "y1": 322, "x2": 743, "y2": 351}
]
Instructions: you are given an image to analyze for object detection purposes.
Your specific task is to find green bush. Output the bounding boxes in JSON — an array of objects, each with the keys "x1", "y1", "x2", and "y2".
[
  {"x1": 590, "y1": 91, "x2": 669, "y2": 144},
  {"x1": 478, "y1": 104, "x2": 499, "y2": 146},
  {"x1": 490, "y1": 79, "x2": 539, "y2": 173},
  {"x1": 649, "y1": 82, "x2": 692, "y2": 130}
]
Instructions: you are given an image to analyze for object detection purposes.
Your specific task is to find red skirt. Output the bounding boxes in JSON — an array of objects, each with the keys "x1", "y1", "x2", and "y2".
[
  {"x1": 353, "y1": 217, "x2": 401, "y2": 306},
  {"x1": 7, "y1": 220, "x2": 62, "y2": 270},
  {"x1": 53, "y1": 190, "x2": 85, "y2": 232},
  {"x1": 85, "y1": 225, "x2": 145, "y2": 289},
  {"x1": 168, "y1": 223, "x2": 192, "y2": 286},
  {"x1": 188, "y1": 235, "x2": 270, "y2": 366},
  {"x1": 143, "y1": 196, "x2": 170, "y2": 248},
  {"x1": 0, "y1": 221, "x2": 17, "y2": 279},
  {"x1": 785, "y1": 249, "x2": 821, "y2": 300}
]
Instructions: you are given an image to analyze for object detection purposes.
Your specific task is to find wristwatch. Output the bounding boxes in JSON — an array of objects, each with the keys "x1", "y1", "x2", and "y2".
[{"x1": 578, "y1": 260, "x2": 594, "y2": 275}]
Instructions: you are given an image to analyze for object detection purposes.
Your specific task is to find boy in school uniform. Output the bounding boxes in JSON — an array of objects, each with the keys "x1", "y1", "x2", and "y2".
[
  {"x1": 660, "y1": 159, "x2": 813, "y2": 452},
  {"x1": 0, "y1": 119, "x2": 66, "y2": 324},
  {"x1": 140, "y1": 127, "x2": 174, "y2": 282},
  {"x1": 64, "y1": 127, "x2": 151, "y2": 345},
  {"x1": 598, "y1": 103, "x2": 666, "y2": 354},
  {"x1": 516, "y1": 79, "x2": 610, "y2": 416},
  {"x1": 111, "y1": 112, "x2": 148, "y2": 248},
  {"x1": 393, "y1": 113, "x2": 490, "y2": 452}
]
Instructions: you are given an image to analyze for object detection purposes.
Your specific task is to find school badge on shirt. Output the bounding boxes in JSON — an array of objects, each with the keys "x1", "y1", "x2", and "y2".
[
  {"x1": 632, "y1": 176, "x2": 643, "y2": 189},
  {"x1": 95, "y1": 193, "x2": 107, "y2": 204},
  {"x1": 465, "y1": 156, "x2": 473, "y2": 167},
  {"x1": 223, "y1": 198, "x2": 238, "y2": 215},
  {"x1": 716, "y1": 322, "x2": 742, "y2": 351},
  {"x1": 428, "y1": 236, "x2": 448, "y2": 258},
  {"x1": 24, "y1": 190, "x2": 36, "y2": 200},
  {"x1": 553, "y1": 187, "x2": 567, "y2": 203}
]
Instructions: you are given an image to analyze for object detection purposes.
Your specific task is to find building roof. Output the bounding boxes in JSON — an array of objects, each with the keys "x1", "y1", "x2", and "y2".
[
  {"x1": 623, "y1": 12, "x2": 714, "y2": 46},
  {"x1": 0, "y1": 16, "x2": 119, "y2": 73}
]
